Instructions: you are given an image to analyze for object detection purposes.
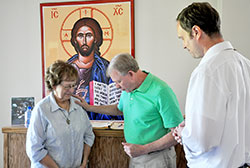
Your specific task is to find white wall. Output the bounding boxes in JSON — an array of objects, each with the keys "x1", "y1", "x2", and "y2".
[{"x1": 0, "y1": 0, "x2": 249, "y2": 167}]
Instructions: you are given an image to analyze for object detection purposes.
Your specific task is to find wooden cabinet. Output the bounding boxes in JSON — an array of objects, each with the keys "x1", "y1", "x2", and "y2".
[
  {"x1": 88, "y1": 129, "x2": 129, "y2": 168},
  {"x1": 2, "y1": 127, "x2": 30, "y2": 168},
  {"x1": 2, "y1": 126, "x2": 186, "y2": 168}
]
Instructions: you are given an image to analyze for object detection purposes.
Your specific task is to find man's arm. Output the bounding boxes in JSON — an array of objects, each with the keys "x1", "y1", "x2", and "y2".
[
  {"x1": 122, "y1": 128, "x2": 177, "y2": 158},
  {"x1": 73, "y1": 94, "x2": 123, "y2": 116}
]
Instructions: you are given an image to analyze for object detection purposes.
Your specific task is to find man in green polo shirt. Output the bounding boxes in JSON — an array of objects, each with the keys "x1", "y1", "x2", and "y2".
[{"x1": 75, "y1": 53, "x2": 184, "y2": 168}]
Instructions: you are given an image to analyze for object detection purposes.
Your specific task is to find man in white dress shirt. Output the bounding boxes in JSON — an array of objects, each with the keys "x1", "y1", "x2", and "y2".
[{"x1": 173, "y1": 2, "x2": 250, "y2": 168}]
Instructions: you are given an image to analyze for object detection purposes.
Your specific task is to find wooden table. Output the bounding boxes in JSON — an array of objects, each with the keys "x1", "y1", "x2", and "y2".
[{"x1": 2, "y1": 126, "x2": 186, "y2": 168}]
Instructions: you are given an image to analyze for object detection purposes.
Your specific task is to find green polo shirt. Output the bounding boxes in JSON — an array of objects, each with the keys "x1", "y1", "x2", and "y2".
[{"x1": 118, "y1": 72, "x2": 183, "y2": 145}]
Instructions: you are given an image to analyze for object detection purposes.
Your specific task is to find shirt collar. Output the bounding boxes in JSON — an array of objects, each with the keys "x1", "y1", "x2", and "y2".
[
  {"x1": 49, "y1": 92, "x2": 77, "y2": 113},
  {"x1": 133, "y1": 71, "x2": 152, "y2": 93},
  {"x1": 199, "y1": 41, "x2": 234, "y2": 66}
]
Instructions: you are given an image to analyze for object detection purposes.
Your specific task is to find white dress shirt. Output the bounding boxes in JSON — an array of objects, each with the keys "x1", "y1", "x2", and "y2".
[{"x1": 182, "y1": 41, "x2": 250, "y2": 168}]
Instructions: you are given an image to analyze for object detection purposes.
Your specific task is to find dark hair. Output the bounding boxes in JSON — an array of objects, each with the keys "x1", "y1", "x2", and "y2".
[
  {"x1": 107, "y1": 53, "x2": 139, "y2": 76},
  {"x1": 176, "y1": 2, "x2": 221, "y2": 37},
  {"x1": 71, "y1": 17, "x2": 103, "y2": 56},
  {"x1": 45, "y1": 60, "x2": 78, "y2": 91}
]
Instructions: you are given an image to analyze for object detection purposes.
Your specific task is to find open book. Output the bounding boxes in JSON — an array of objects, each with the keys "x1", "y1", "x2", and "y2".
[
  {"x1": 91, "y1": 120, "x2": 124, "y2": 130},
  {"x1": 89, "y1": 80, "x2": 122, "y2": 105}
]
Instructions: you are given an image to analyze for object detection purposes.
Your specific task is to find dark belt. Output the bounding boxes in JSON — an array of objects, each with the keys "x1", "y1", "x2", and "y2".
[
  {"x1": 148, "y1": 146, "x2": 173, "y2": 155},
  {"x1": 187, "y1": 163, "x2": 249, "y2": 168},
  {"x1": 239, "y1": 163, "x2": 250, "y2": 168}
]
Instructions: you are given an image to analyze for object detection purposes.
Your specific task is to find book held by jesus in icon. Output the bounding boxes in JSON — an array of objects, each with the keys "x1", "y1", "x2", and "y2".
[{"x1": 89, "y1": 80, "x2": 122, "y2": 105}]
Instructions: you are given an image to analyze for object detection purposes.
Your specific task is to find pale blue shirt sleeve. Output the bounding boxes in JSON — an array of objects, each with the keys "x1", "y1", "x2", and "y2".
[
  {"x1": 82, "y1": 107, "x2": 95, "y2": 147},
  {"x1": 26, "y1": 103, "x2": 48, "y2": 163}
]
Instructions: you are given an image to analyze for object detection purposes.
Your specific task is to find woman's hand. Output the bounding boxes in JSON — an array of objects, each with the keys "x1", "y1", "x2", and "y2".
[{"x1": 79, "y1": 162, "x2": 87, "y2": 168}]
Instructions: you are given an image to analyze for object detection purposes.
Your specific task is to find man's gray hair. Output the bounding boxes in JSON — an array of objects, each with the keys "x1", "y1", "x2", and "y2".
[{"x1": 107, "y1": 53, "x2": 139, "y2": 76}]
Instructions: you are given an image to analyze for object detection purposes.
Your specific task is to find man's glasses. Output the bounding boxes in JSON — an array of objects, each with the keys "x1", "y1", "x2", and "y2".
[{"x1": 60, "y1": 82, "x2": 77, "y2": 90}]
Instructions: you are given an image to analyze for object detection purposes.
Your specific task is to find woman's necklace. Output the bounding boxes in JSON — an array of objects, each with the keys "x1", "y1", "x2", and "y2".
[
  {"x1": 59, "y1": 100, "x2": 70, "y2": 125},
  {"x1": 53, "y1": 93, "x2": 71, "y2": 125},
  {"x1": 60, "y1": 110, "x2": 70, "y2": 125}
]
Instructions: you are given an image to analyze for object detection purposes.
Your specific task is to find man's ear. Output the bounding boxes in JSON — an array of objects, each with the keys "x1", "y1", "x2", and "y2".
[
  {"x1": 127, "y1": 70, "x2": 134, "y2": 77},
  {"x1": 192, "y1": 25, "x2": 201, "y2": 39}
]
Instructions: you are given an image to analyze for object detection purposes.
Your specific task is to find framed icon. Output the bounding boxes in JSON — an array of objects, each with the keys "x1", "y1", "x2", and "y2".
[{"x1": 40, "y1": 0, "x2": 134, "y2": 97}]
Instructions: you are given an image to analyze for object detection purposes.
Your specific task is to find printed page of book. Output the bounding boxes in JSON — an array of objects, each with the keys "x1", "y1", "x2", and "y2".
[
  {"x1": 108, "y1": 83, "x2": 122, "y2": 104},
  {"x1": 89, "y1": 81, "x2": 122, "y2": 105},
  {"x1": 89, "y1": 81, "x2": 109, "y2": 105}
]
